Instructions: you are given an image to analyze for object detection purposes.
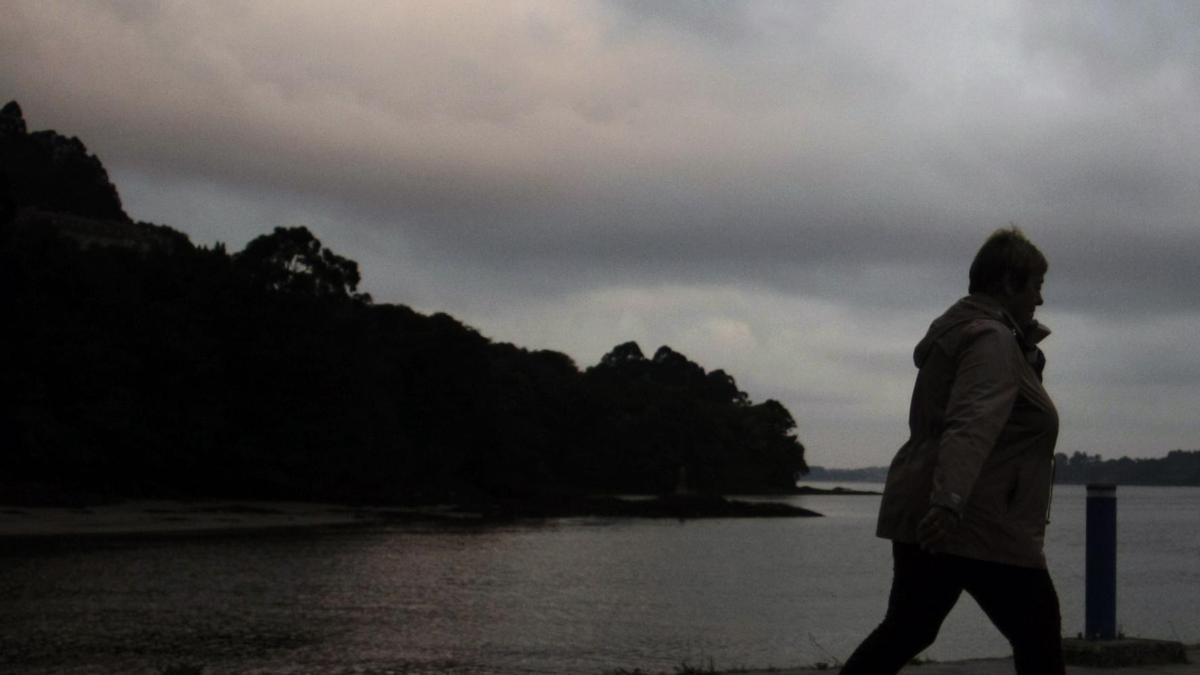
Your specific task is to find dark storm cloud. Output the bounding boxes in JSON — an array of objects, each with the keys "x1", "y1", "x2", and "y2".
[
  {"x1": 6, "y1": 1, "x2": 1194, "y2": 308},
  {"x1": 4, "y1": 1, "x2": 1199, "y2": 464}
]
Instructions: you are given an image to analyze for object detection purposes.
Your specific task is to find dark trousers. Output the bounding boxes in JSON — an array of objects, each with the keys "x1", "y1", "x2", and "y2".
[{"x1": 840, "y1": 542, "x2": 1064, "y2": 675}]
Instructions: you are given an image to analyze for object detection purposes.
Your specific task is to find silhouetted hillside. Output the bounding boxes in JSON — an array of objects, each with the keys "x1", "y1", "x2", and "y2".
[{"x1": 0, "y1": 101, "x2": 808, "y2": 506}]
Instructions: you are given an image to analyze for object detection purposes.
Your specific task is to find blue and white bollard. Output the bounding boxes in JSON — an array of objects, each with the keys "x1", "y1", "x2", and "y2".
[{"x1": 1085, "y1": 483, "x2": 1117, "y2": 640}]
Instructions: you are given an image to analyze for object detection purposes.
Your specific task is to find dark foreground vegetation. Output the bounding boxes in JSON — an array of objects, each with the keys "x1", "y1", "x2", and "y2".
[{"x1": 0, "y1": 101, "x2": 809, "y2": 509}]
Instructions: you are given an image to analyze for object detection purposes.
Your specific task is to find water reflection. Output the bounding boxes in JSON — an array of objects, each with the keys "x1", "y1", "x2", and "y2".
[{"x1": 1, "y1": 486, "x2": 1198, "y2": 674}]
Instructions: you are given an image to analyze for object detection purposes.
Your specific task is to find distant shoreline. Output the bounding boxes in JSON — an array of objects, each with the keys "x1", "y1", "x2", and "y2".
[
  {"x1": 791, "y1": 484, "x2": 882, "y2": 496},
  {"x1": 0, "y1": 493, "x2": 828, "y2": 539},
  {"x1": 806, "y1": 452, "x2": 1200, "y2": 488}
]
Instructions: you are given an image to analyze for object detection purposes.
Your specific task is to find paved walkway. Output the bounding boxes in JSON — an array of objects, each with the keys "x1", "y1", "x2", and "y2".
[{"x1": 735, "y1": 647, "x2": 1199, "y2": 675}]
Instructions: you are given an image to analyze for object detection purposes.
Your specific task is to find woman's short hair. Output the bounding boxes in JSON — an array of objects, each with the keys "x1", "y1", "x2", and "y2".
[{"x1": 968, "y1": 226, "x2": 1047, "y2": 294}]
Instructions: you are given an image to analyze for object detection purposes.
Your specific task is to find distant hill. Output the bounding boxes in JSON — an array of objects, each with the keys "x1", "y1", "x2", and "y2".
[{"x1": 0, "y1": 100, "x2": 809, "y2": 506}]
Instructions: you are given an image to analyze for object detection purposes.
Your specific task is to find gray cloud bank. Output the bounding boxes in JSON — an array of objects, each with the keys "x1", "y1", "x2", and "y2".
[{"x1": 3, "y1": 1, "x2": 1198, "y2": 466}]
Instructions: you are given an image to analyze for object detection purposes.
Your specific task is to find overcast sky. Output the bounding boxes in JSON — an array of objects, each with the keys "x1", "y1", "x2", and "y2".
[{"x1": 4, "y1": 1, "x2": 1198, "y2": 467}]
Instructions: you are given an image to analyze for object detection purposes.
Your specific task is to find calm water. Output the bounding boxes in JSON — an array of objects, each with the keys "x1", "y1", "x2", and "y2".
[{"x1": 2, "y1": 485, "x2": 1198, "y2": 674}]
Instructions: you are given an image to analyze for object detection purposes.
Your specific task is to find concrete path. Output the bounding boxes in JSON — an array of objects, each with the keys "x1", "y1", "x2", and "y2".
[{"x1": 735, "y1": 647, "x2": 1199, "y2": 675}]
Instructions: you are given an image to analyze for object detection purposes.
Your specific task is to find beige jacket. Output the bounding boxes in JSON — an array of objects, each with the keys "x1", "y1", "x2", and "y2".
[{"x1": 876, "y1": 294, "x2": 1059, "y2": 568}]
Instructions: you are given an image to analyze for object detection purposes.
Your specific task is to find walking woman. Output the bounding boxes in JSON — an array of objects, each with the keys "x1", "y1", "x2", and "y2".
[{"x1": 841, "y1": 227, "x2": 1064, "y2": 674}]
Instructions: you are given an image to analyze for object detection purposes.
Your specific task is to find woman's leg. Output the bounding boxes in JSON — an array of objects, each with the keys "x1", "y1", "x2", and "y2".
[
  {"x1": 961, "y1": 559, "x2": 1065, "y2": 675},
  {"x1": 840, "y1": 542, "x2": 963, "y2": 675}
]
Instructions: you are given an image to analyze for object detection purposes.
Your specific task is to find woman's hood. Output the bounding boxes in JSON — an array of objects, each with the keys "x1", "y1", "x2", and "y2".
[{"x1": 913, "y1": 294, "x2": 1051, "y2": 368}]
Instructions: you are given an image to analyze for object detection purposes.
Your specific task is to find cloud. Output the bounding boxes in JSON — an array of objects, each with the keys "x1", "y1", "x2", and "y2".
[{"x1": 4, "y1": 0, "x2": 1199, "y2": 464}]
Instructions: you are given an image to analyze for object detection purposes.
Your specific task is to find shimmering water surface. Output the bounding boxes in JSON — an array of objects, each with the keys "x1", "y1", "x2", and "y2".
[{"x1": 2, "y1": 485, "x2": 1198, "y2": 674}]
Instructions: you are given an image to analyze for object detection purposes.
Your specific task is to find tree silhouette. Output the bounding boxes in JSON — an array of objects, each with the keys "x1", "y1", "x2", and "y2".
[
  {"x1": 235, "y1": 226, "x2": 369, "y2": 302},
  {"x1": 2, "y1": 102, "x2": 818, "y2": 506}
]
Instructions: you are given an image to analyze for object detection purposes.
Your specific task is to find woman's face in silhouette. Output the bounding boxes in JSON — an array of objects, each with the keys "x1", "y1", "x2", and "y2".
[{"x1": 1000, "y1": 272, "x2": 1044, "y2": 327}]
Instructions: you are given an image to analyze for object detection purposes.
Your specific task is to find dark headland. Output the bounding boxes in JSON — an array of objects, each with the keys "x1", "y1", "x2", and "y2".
[{"x1": 1, "y1": 100, "x2": 817, "y2": 519}]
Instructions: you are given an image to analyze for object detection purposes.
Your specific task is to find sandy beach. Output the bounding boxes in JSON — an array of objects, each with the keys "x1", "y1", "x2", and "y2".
[{"x1": 0, "y1": 500, "x2": 417, "y2": 538}]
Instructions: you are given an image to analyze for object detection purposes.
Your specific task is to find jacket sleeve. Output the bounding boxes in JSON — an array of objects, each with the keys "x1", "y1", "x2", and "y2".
[{"x1": 930, "y1": 323, "x2": 1020, "y2": 515}]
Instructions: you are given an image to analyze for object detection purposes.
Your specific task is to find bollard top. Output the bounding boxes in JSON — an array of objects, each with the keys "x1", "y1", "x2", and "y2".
[{"x1": 1087, "y1": 483, "x2": 1117, "y2": 496}]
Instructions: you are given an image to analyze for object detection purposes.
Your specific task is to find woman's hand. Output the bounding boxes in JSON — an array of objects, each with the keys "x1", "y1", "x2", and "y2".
[{"x1": 917, "y1": 505, "x2": 959, "y2": 553}]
